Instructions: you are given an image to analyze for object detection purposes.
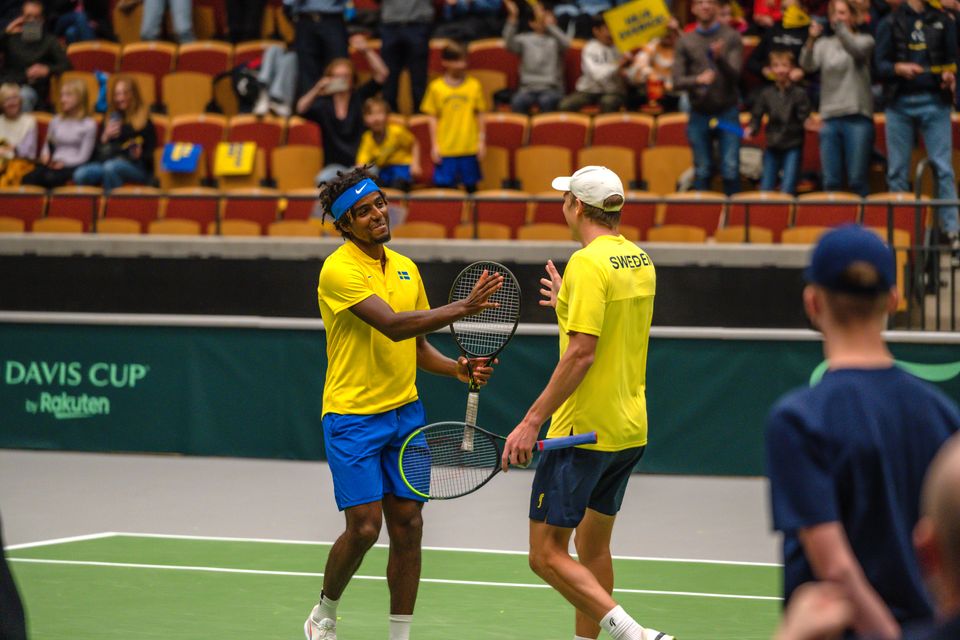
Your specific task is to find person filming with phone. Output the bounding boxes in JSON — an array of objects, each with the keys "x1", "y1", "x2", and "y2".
[{"x1": 0, "y1": 0, "x2": 70, "y2": 112}]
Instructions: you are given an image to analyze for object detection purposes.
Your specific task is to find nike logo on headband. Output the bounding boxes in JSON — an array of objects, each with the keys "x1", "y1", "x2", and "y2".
[{"x1": 354, "y1": 184, "x2": 367, "y2": 195}]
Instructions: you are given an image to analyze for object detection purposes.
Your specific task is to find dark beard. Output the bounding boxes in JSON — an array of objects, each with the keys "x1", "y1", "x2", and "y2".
[{"x1": 375, "y1": 232, "x2": 391, "y2": 244}]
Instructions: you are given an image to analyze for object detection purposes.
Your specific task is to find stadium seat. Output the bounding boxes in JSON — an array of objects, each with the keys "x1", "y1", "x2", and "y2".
[
  {"x1": 349, "y1": 38, "x2": 382, "y2": 78},
  {"x1": 466, "y1": 39, "x2": 519, "y2": 89},
  {"x1": 563, "y1": 40, "x2": 586, "y2": 93},
  {"x1": 654, "y1": 113, "x2": 688, "y2": 146},
  {"x1": 863, "y1": 192, "x2": 929, "y2": 248},
  {"x1": 591, "y1": 113, "x2": 654, "y2": 160},
  {"x1": 170, "y1": 113, "x2": 227, "y2": 176},
  {"x1": 516, "y1": 223, "x2": 572, "y2": 241},
  {"x1": 119, "y1": 41, "x2": 176, "y2": 103},
  {"x1": 234, "y1": 40, "x2": 285, "y2": 66},
  {"x1": 47, "y1": 186, "x2": 102, "y2": 231},
  {"x1": 579, "y1": 146, "x2": 637, "y2": 188},
  {"x1": 714, "y1": 226, "x2": 774, "y2": 243},
  {"x1": 481, "y1": 112, "x2": 528, "y2": 179},
  {"x1": 407, "y1": 115, "x2": 434, "y2": 185},
  {"x1": 267, "y1": 220, "x2": 322, "y2": 237},
  {"x1": 647, "y1": 224, "x2": 707, "y2": 243},
  {"x1": 530, "y1": 190, "x2": 564, "y2": 224},
  {"x1": 162, "y1": 72, "x2": 213, "y2": 117},
  {"x1": 177, "y1": 40, "x2": 233, "y2": 75},
  {"x1": 52, "y1": 71, "x2": 99, "y2": 113},
  {"x1": 478, "y1": 145, "x2": 510, "y2": 190},
  {"x1": 272, "y1": 146, "x2": 323, "y2": 191},
  {"x1": 281, "y1": 189, "x2": 320, "y2": 220},
  {"x1": 405, "y1": 189, "x2": 466, "y2": 237},
  {"x1": 621, "y1": 191, "x2": 659, "y2": 241},
  {"x1": 111, "y1": 2, "x2": 143, "y2": 45},
  {"x1": 529, "y1": 113, "x2": 591, "y2": 154},
  {"x1": 212, "y1": 219, "x2": 262, "y2": 236},
  {"x1": 96, "y1": 218, "x2": 142, "y2": 234},
  {"x1": 781, "y1": 226, "x2": 829, "y2": 244},
  {"x1": 727, "y1": 191, "x2": 793, "y2": 242},
  {"x1": 453, "y1": 222, "x2": 512, "y2": 239},
  {"x1": 801, "y1": 120, "x2": 821, "y2": 174},
  {"x1": 217, "y1": 147, "x2": 267, "y2": 190},
  {"x1": 191, "y1": 2, "x2": 221, "y2": 40},
  {"x1": 0, "y1": 186, "x2": 46, "y2": 231},
  {"x1": 286, "y1": 117, "x2": 322, "y2": 146},
  {"x1": 618, "y1": 225, "x2": 640, "y2": 241},
  {"x1": 102, "y1": 186, "x2": 163, "y2": 232},
  {"x1": 391, "y1": 221, "x2": 446, "y2": 239},
  {"x1": 220, "y1": 187, "x2": 280, "y2": 233},
  {"x1": 150, "y1": 114, "x2": 170, "y2": 143},
  {"x1": 516, "y1": 146, "x2": 572, "y2": 193},
  {"x1": 148, "y1": 218, "x2": 201, "y2": 235},
  {"x1": 32, "y1": 217, "x2": 84, "y2": 234},
  {"x1": 867, "y1": 226, "x2": 910, "y2": 311},
  {"x1": 874, "y1": 113, "x2": 886, "y2": 156},
  {"x1": 661, "y1": 191, "x2": 726, "y2": 237},
  {"x1": 34, "y1": 111, "x2": 51, "y2": 149},
  {"x1": 227, "y1": 115, "x2": 285, "y2": 179},
  {"x1": 795, "y1": 192, "x2": 861, "y2": 227},
  {"x1": 163, "y1": 187, "x2": 220, "y2": 231},
  {"x1": 473, "y1": 190, "x2": 529, "y2": 237},
  {"x1": 0, "y1": 216, "x2": 25, "y2": 233},
  {"x1": 640, "y1": 146, "x2": 692, "y2": 195},
  {"x1": 109, "y1": 71, "x2": 156, "y2": 109},
  {"x1": 471, "y1": 69, "x2": 508, "y2": 111},
  {"x1": 154, "y1": 147, "x2": 206, "y2": 189},
  {"x1": 66, "y1": 40, "x2": 120, "y2": 73}
]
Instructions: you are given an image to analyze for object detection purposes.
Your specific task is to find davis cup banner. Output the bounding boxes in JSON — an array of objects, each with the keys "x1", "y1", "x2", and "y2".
[{"x1": 603, "y1": 0, "x2": 670, "y2": 52}]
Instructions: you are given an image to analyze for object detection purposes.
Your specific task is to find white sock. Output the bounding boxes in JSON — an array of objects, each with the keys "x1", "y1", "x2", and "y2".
[
  {"x1": 388, "y1": 614, "x2": 413, "y2": 640},
  {"x1": 315, "y1": 592, "x2": 339, "y2": 622},
  {"x1": 599, "y1": 605, "x2": 644, "y2": 640}
]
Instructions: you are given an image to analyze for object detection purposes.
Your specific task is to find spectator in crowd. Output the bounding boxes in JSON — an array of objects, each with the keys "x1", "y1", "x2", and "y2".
[
  {"x1": 745, "y1": 0, "x2": 810, "y2": 88},
  {"x1": 379, "y1": 0, "x2": 433, "y2": 114},
  {"x1": 297, "y1": 34, "x2": 388, "y2": 184},
  {"x1": 753, "y1": 0, "x2": 783, "y2": 29},
  {"x1": 0, "y1": 0, "x2": 70, "y2": 112},
  {"x1": 0, "y1": 83, "x2": 35, "y2": 161},
  {"x1": 766, "y1": 224, "x2": 960, "y2": 640},
  {"x1": 875, "y1": 0, "x2": 959, "y2": 260},
  {"x1": 674, "y1": 0, "x2": 744, "y2": 194},
  {"x1": 253, "y1": 44, "x2": 298, "y2": 118},
  {"x1": 140, "y1": 0, "x2": 194, "y2": 43},
  {"x1": 225, "y1": 0, "x2": 266, "y2": 43},
  {"x1": 23, "y1": 78, "x2": 96, "y2": 188},
  {"x1": 801, "y1": 0, "x2": 874, "y2": 196},
  {"x1": 558, "y1": 15, "x2": 630, "y2": 113},
  {"x1": 503, "y1": 0, "x2": 571, "y2": 114},
  {"x1": 745, "y1": 51, "x2": 811, "y2": 194},
  {"x1": 420, "y1": 42, "x2": 486, "y2": 191},
  {"x1": 356, "y1": 97, "x2": 420, "y2": 190},
  {"x1": 554, "y1": 0, "x2": 618, "y2": 40},
  {"x1": 73, "y1": 75, "x2": 156, "y2": 192},
  {"x1": 627, "y1": 18, "x2": 680, "y2": 111},
  {"x1": 284, "y1": 0, "x2": 349, "y2": 98},
  {"x1": 683, "y1": 0, "x2": 748, "y2": 32},
  {"x1": 432, "y1": 0, "x2": 502, "y2": 42},
  {"x1": 48, "y1": 0, "x2": 96, "y2": 43}
]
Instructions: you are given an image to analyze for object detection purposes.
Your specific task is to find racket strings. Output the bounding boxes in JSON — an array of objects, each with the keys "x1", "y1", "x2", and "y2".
[
  {"x1": 402, "y1": 423, "x2": 500, "y2": 499},
  {"x1": 450, "y1": 262, "x2": 521, "y2": 357}
]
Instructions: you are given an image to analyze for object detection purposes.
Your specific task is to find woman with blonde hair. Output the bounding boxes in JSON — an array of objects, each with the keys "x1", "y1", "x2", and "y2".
[
  {"x1": 0, "y1": 83, "x2": 36, "y2": 161},
  {"x1": 73, "y1": 75, "x2": 156, "y2": 192},
  {"x1": 23, "y1": 80, "x2": 97, "y2": 188}
]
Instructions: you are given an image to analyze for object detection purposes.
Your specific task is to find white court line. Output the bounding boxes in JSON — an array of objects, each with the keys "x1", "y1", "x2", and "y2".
[
  {"x1": 106, "y1": 532, "x2": 782, "y2": 567},
  {"x1": 4, "y1": 532, "x2": 117, "y2": 551},
  {"x1": 8, "y1": 557, "x2": 781, "y2": 602}
]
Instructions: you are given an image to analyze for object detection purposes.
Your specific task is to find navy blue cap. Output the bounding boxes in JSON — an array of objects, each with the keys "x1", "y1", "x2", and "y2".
[{"x1": 804, "y1": 224, "x2": 896, "y2": 294}]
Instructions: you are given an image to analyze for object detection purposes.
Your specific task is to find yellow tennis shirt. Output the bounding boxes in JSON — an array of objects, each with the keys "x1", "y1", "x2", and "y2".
[
  {"x1": 419, "y1": 76, "x2": 486, "y2": 157},
  {"x1": 317, "y1": 241, "x2": 429, "y2": 416},
  {"x1": 356, "y1": 123, "x2": 415, "y2": 168},
  {"x1": 548, "y1": 234, "x2": 656, "y2": 451}
]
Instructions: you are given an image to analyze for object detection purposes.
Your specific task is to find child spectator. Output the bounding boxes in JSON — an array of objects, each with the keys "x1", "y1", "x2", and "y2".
[
  {"x1": 745, "y1": 51, "x2": 812, "y2": 194},
  {"x1": 627, "y1": 19, "x2": 680, "y2": 112},
  {"x1": 745, "y1": 0, "x2": 810, "y2": 87},
  {"x1": 356, "y1": 97, "x2": 421, "y2": 191},
  {"x1": 0, "y1": 83, "x2": 35, "y2": 161},
  {"x1": 503, "y1": 0, "x2": 571, "y2": 114},
  {"x1": 558, "y1": 15, "x2": 631, "y2": 113},
  {"x1": 420, "y1": 42, "x2": 486, "y2": 192},
  {"x1": 23, "y1": 78, "x2": 96, "y2": 188}
]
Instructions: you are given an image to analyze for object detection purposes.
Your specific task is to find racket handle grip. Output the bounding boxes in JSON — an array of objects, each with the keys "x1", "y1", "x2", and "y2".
[{"x1": 536, "y1": 431, "x2": 597, "y2": 451}]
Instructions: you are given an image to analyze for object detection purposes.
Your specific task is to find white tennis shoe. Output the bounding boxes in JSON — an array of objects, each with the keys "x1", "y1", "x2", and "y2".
[
  {"x1": 304, "y1": 605, "x2": 337, "y2": 640},
  {"x1": 641, "y1": 628, "x2": 675, "y2": 640}
]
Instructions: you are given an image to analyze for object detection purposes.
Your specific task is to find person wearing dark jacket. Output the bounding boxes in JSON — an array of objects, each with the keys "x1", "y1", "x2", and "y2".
[
  {"x1": 745, "y1": 13, "x2": 808, "y2": 87},
  {"x1": 0, "y1": 0, "x2": 69, "y2": 112}
]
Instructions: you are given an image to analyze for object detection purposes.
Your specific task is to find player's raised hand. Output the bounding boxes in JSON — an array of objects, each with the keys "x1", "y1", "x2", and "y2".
[
  {"x1": 456, "y1": 356, "x2": 498, "y2": 386},
  {"x1": 539, "y1": 259, "x2": 562, "y2": 308},
  {"x1": 460, "y1": 269, "x2": 503, "y2": 314}
]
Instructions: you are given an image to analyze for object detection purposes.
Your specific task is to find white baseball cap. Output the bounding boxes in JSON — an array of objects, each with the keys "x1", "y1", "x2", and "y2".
[{"x1": 551, "y1": 166, "x2": 625, "y2": 211}]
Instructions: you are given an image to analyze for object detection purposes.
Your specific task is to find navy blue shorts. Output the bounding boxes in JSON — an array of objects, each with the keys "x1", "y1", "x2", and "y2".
[
  {"x1": 529, "y1": 445, "x2": 645, "y2": 528},
  {"x1": 433, "y1": 155, "x2": 481, "y2": 189},
  {"x1": 322, "y1": 400, "x2": 426, "y2": 511},
  {"x1": 379, "y1": 164, "x2": 411, "y2": 185}
]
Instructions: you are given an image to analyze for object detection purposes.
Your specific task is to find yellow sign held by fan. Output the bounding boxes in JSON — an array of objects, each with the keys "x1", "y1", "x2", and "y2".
[
  {"x1": 214, "y1": 142, "x2": 256, "y2": 176},
  {"x1": 603, "y1": 0, "x2": 670, "y2": 53}
]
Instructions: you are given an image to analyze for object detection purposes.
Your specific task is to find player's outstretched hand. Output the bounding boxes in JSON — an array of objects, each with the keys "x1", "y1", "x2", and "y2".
[
  {"x1": 456, "y1": 356, "x2": 498, "y2": 386},
  {"x1": 501, "y1": 421, "x2": 537, "y2": 472},
  {"x1": 539, "y1": 259, "x2": 562, "y2": 308},
  {"x1": 461, "y1": 269, "x2": 503, "y2": 315}
]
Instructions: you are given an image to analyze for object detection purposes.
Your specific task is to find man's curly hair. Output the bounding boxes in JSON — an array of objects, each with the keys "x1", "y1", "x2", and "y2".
[{"x1": 317, "y1": 165, "x2": 382, "y2": 239}]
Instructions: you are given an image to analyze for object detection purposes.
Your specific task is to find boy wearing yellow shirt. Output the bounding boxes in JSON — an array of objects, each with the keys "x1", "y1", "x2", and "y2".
[
  {"x1": 356, "y1": 97, "x2": 421, "y2": 190},
  {"x1": 419, "y1": 42, "x2": 487, "y2": 191}
]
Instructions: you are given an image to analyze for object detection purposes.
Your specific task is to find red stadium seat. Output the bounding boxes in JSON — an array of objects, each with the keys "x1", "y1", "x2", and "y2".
[
  {"x1": 407, "y1": 115, "x2": 434, "y2": 185},
  {"x1": 234, "y1": 40, "x2": 285, "y2": 67},
  {"x1": 405, "y1": 189, "x2": 466, "y2": 237},
  {"x1": 66, "y1": 40, "x2": 120, "y2": 73},
  {"x1": 0, "y1": 186, "x2": 46, "y2": 231},
  {"x1": 170, "y1": 114, "x2": 227, "y2": 176},
  {"x1": 103, "y1": 186, "x2": 163, "y2": 232},
  {"x1": 661, "y1": 191, "x2": 726, "y2": 237},
  {"x1": 119, "y1": 41, "x2": 176, "y2": 104},
  {"x1": 164, "y1": 187, "x2": 221, "y2": 233},
  {"x1": 863, "y1": 192, "x2": 930, "y2": 248},
  {"x1": 47, "y1": 186, "x2": 102, "y2": 232},
  {"x1": 221, "y1": 187, "x2": 281, "y2": 234},
  {"x1": 177, "y1": 40, "x2": 233, "y2": 76},
  {"x1": 528, "y1": 113, "x2": 591, "y2": 154},
  {"x1": 473, "y1": 190, "x2": 529, "y2": 238},
  {"x1": 282, "y1": 189, "x2": 320, "y2": 220},
  {"x1": 801, "y1": 124, "x2": 821, "y2": 174},
  {"x1": 592, "y1": 113, "x2": 654, "y2": 158},
  {"x1": 467, "y1": 39, "x2": 520, "y2": 89},
  {"x1": 481, "y1": 113, "x2": 528, "y2": 179},
  {"x1": 150, "y1": 114, "x2": 170, "y2": 144},
  {"x1": 621, "y1": 191, "x2": 659, "y2": 241},
  {"x1": 795, "y1": 192, "x2": 860, "y2": 227},
  {"x1": 286, "y1": 117, "x2": 322, "y2": 146},
  {"x1": 727, "y1": 191, "x2": 793, "y2": 242},
  {"x1": 33, "y1": 112, "x2": 51, "y2": 151},
  {"x1": 530, "y1": 190, "x2": 564, "y2": 224},
  {"x1": 227, "y1": 115, "x2": 285, "y2": 179},
  {"x1": 654, "y1": 113, "x2": 688, "y2": 146},
  {"x1": 564, "y1": 40, "x2": 585, "y2": 93}
]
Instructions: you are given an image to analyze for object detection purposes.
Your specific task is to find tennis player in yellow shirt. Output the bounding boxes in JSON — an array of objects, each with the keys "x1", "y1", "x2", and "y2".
[
  {"x1": 305, "y1": 167, "x2": 502, "y2": 640},
  {"x1": 502, "y1": 166, "x2": 673, "y2": 640}
]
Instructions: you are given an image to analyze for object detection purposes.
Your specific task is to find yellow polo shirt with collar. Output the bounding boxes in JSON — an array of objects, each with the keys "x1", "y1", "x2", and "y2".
[{"x1": 318, "y1": 240, "x2": 429, "y2": 416}]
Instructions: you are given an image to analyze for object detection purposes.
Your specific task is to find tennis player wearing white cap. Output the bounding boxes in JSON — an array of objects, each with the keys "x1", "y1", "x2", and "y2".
[{"x1": 502, "y1": 166, "x2": 671, "y2": 640}]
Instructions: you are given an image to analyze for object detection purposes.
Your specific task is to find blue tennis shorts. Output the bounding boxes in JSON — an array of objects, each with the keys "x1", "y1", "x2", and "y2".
[
  {"x1": 379, "y1": 164, "x2": 411, "y2": 186},
  {"x1": 529, "y1": 445, "x2": 645, "y2": 528},
  {"x1": 322, "y1": 400, "x2": 426, "y2": 510},
  {"x1": 433, "y1": 155, "x2": 481, "y2": 189}
]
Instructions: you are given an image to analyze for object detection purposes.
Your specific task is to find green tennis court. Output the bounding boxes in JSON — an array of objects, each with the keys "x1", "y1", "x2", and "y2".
[{"x1": 8, "y1": 532, "x2": 782, "y2": 639}]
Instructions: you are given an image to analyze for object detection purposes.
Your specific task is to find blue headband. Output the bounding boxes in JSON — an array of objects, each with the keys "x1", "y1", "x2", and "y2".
[{"x1": 330, "y1": 179, "x2": 380, "y2": 220}]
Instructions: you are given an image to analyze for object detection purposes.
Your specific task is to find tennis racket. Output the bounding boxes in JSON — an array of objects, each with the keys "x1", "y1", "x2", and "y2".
[
  {"x1": 449, "y1": 261, "x2": 521, "y2": 452},
  {"x1": 398, "y1": 422, "x2": 597, "y2": 499}
]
